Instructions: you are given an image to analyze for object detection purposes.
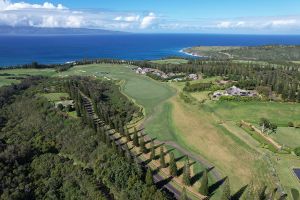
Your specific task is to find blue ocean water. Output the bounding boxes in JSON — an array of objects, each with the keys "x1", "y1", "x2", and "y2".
[{"x1": 1, "y1": 34, "x2": 300, "y2": 67}]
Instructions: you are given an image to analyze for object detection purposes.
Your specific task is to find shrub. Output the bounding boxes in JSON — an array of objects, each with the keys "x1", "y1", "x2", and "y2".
[
  {"x1": 288, "y1": 122, "x2": 294, "y2": 127},
  {"x1": 294, "y1": 147, "x2": 300, "y2": 157}
]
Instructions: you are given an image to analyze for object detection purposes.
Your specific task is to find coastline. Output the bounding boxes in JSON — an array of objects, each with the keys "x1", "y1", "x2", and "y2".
[{"x1": 179, "y1": 47, "x2": 206, "y2": 58}]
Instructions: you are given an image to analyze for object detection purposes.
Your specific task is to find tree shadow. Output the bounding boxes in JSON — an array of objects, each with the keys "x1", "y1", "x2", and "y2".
[
  {"x1": 155, "y1": 176, "x2": 173, "y2": 189},
  {"x1": 189, "y1": 161, "x2": 196, "y2": 167},
  {"x1": 207, "y1": 166, "x2": 215, "y2": 173},
  {"x1": 209, "y1": 177, "x2": 227, "y2": 196},
  {"x1": 191, "y1": 171, "x2": 204, "y2": 185},
  {"x1": 231, "y1": 185, "x2": 248, "y2": 200},
  {"x1": 178, "y1": 166, "x2": 184, "y2": 176},
  {"x1": 145, "y1": 138, "x2": 156, "y2": 145},
  {"x1": 155, "y1": 143, "x2": 165, "y2": 149},
  {"x1": 175, "y1": 155, "x2": 186, "y2": 162},
  {"x1": 165, "y1": 148, "x2": 175, "y2": 155}
]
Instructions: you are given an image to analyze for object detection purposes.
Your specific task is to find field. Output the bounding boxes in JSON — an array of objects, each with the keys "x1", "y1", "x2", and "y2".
[
  {"x1": 41, "y1": 93, "x2": 69, "y2": 102},
  {"x1": 0, "y1": 68, "x2": 56, "y2": 86},
  {"x1": 270, "y1": 127, "x2": 300, "y2": 148},
  {"x1": 150, "y1": 58, "x2": 188, "y2": 65},
  {"x1": 203, "y1": 101, "x2": 300, "y2": 126}
]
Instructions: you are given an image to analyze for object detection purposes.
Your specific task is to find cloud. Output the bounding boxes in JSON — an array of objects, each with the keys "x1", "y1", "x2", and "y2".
[
  {"x1": 140, "y1": 12, "x2": 156, "y2": 29},
  {"x1": 0, "y1": 1, "x2": 66, "y2": 11},
  {"x1": 114, "y1": 15, "x2": 140, "y2": 22},
  {"x1": 0, "y1": 0, "x2": 158, "y2": 30},
  {"x1": 0, "y1": 0, "x2": 300, "y2": 33}
]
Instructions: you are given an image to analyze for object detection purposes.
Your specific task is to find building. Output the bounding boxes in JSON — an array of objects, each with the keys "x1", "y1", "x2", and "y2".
[{"x1": 188, "y1": 74, "x2": 198, "y2": 80}]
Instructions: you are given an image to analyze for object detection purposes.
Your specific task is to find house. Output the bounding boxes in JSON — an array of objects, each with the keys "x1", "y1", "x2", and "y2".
[
  {"x1": 226, "y1": 86, "x2": 243, "y2": 96},
  {"x1": 226, "y1": 86, "x2": 258, "y2": 97},
  {"x1": 213, "y1": 91, "x2": 223, "y2": 98},
  {"x1": 188, "y1": 74, "x2": 198, "y2": 80}
]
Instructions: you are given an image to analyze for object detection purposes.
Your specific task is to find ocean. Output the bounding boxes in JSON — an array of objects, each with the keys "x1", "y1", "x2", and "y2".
[{"x1": 1, "y1": 34, "x2": 300, "y2": 67}]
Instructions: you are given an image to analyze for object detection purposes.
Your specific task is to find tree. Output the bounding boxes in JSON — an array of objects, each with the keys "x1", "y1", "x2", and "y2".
[
  {"x1": 111, "y1": 141, "x2": 117, "y2": 153},
  {"x1": 221, "y1": 178, "x2": 231, "y2": 200},
  {"x1": 160, "y1": 146, "x2": 166, "y2": 168},
  {"x1": 125, "y1": 128, "x2": 131, "y2": 142},
  {"x1": 140, "y1": 137, "x2": 147, "y2": 154},
  {"x1": 133, "y1": 128, "x2": 139, "y2": 147},
  {"x1": 106, "y1": 134, "x2": 111, "y2": 147},
  {"x1": 150, "y1": 141, "x2": 155, "y2": 160},
  {"x1": 199, "y1": 169, "x2": 208, "y2": 196},
  {"x1": 183, "y1": 158, "x2": 191, "y2": 186},
  {"x1": 169, "y1": 152, "x2": 177, "y2": 177},
  {"x1": 145, "y1": 168, "x2": 154, "y2": 186},
  {"x1": 180, "y1": 187, "x2": 188, "y2": 200},
  {"x1": 57, "y1": 103, "x2": 64, "y2": 111}
]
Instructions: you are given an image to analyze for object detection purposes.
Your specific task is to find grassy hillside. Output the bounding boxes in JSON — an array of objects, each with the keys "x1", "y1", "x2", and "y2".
[{"x1": 184, "y1": 45, "x2": 300, "y2": 61}]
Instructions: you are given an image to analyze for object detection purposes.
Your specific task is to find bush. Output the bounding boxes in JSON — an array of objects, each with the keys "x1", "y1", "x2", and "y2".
[
  {"x1": 294, "y1": 147, "x2": 300, "y2": 156},
  {"x1": 288, "y1": 122, "x2": 294, "y2": 127}
]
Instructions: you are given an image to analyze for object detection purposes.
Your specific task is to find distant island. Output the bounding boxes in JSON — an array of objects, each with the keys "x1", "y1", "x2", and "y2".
[
  {"x1": 183, "y1": 45, "x2": 300, "y2": 61},
  {"x1": 0, "y1": 26, "x2": 126, "y2": 36}
]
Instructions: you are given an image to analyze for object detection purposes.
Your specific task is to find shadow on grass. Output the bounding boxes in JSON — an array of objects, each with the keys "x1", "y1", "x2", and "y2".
[
  {"x1": 209, "y1": 177, "x2": 227, "y2": 196},
  {"x1": 231, "y1": 185, "x2": 248, "y2": 200},
  {"x1": 175, "y1": 155, "x2": 186, "y2": 162},
  {"x1": 165, "y1": 148, "x2": 175, "y2": 155},
  {"x1": 191, "y1": 171, "x2": 204, "y2": 185},
  {"x1": 156, "y1": 176, "x2": 173, "y2": 189}
]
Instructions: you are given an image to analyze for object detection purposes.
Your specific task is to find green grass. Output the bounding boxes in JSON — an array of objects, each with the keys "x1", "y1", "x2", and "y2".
[
  {"x1": 150, "y1": 58, "x2": 188, "y2": 65},
  {"x1": 145, "y1": 102, "x2": 178, "y2": 141},
  {"x1": 57, "y1": 64, "x2": 175, "y2": 115},
  {"x1": 0, "y1": 68, "x2": 56, "y2": 86},
  {"x1": 270, "y1": 127, "x2": 300, "y2": 148},
  {"x1": 203, "y1": 101, "x2": 300, "y2": 126},
  {"x1": 41, "y1": 93, "x2": 69, "y2": 102}
]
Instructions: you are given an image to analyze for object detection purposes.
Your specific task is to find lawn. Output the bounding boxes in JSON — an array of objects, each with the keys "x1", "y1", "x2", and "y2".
[
  {"x1": 270, "y1": 127, "x2": 300, "y2": 148},
  {"x1": 0, "y1": 68, "x2": 56, "y2": 86},
  {"x1": 203, "y1": 101, "x2": 300, "y2": 126},
  {"x1": 57, "y1": 64, "x2": 176, "y2": 115},
  {"x1": 41, "y1": 93, "x2": 70, "y2": 102},
  {"x1": 150, "y1": 58, "x2": 188, "y2": 65}
]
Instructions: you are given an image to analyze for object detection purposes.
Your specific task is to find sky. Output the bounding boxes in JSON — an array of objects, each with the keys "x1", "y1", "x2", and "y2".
[{"x1": 1, "y1": 0, "x2": 300, "y2": 34}]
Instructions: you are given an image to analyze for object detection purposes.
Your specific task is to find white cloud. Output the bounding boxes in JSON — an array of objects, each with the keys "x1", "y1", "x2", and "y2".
[
  {"x1": 0, "y1": 1, "x2": 159, "y2": 31},
  {"x1": 0, "y1": 0, "x2": 300, "y2": 33},
  {"x1": 114, "y1": 15, "x2": 140, "y2": 22},
  {"x1": 0, "y1": 1, "x2": 66, "y2": 11},
  {"x1": 217, "y1": 21, "x2": 231, "y2": 28},
  {"x1": 271, "y1": 19, "x2": 296, "y2": 26},
  {"x1": 140, "y1": 12, "x2": 156, "y2": 29}
]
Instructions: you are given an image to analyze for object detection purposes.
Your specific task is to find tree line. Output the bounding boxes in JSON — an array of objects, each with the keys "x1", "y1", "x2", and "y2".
[
  {"x1": 134, "y1": 60, "x2": 300, "y2": 102},
  {"x1": 0, "y1": 77, "x2": 172, "y2": 200}
]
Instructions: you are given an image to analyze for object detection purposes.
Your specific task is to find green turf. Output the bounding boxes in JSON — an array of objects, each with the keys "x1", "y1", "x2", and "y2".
[
  {"x1": 145, "y1": 102, "x2": 178, "y2": 141},
  {"x1": 0, "y1": 68, "x2": 56, "y2": 86},
  {"x1": 41, "y1": 93, "x2": 69, "y2": 102},
  {"x1": 203, "y1": 101, "x2": 300, "y2": 126},
  {"x1": 270, "y1": 127, "x2": 300, "y2": 148},
  {"x1": 150, "y1": 58, "x2": 188, "y2": 65},
  {"x1": 57, "y1": 64, "x2": 175, "y2": 115}
]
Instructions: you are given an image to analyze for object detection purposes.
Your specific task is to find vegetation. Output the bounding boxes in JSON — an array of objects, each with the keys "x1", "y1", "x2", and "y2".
[
  {"x1": 199, "y1": 169, "x2": 209, "y2": 196},
  {"x1": 0, "y1": 77, "x2": 170, "y2": 200},
  {"x1": 184, "y1": 45, "x2": 300, "y2": 61}
]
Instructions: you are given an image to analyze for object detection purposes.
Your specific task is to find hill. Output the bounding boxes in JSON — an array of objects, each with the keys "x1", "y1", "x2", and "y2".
[
  {"x1": 0, "y1": 26, "x2": 127, "y2": 36},
  {"x1": 183, "y1": 45, "x2": 300, "y2": 61}
]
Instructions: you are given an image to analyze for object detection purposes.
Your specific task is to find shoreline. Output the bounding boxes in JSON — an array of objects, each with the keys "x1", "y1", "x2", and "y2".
[{"x1": 179, "y1": 47, "x2": 206, "y2": 58}]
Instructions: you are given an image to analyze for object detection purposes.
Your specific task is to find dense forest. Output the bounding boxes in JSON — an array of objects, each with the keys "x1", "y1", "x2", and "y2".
[
  {"x1": 135, "y1": 60, "x2": 300, "y2": 102},
  {"x1": 0, "y1": 77, "x2": 171, "y2": 200}
]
